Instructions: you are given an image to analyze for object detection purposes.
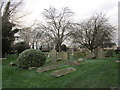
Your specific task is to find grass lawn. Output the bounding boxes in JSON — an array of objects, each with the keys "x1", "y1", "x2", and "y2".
[{"x1": 2, "y1": 54, "x2": 119, "y2": 88}]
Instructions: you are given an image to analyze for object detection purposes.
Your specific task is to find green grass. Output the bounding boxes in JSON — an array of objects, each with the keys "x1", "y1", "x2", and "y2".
[{"x1": 2, "y1": 54, "x2": 119, "y2": 88}]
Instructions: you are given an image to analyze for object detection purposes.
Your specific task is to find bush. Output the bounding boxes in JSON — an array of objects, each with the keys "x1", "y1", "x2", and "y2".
[
  {"x1": 14, "y1": 42, "x2": 30, "y2": 54},
  {"x1": 73, "y1": 51, "x2": 85, "y2": 59},
  {"x1": 17, "y1": 49, "x2": 46, "y2": 69}
]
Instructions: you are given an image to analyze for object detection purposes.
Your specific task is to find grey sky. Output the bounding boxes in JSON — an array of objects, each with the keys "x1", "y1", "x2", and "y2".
[
  {"x1": 21, "y1": 0, "x2": 119, "y2": 27},
  {"x1": 17, "y1": 0, "x2": 118, "y2": 45},
  {"x1": 2, "y1": 0, "x2": 119, "y2": 45}
]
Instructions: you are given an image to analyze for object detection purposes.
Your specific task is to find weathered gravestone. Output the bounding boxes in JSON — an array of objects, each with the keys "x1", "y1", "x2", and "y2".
[
  {"x1": 50, "y1": 67, "x2": 76, "y2": 77},
  {"x1": 85, "y1": 50, "x2": 92, "y2": 59},
  {"x1": 62, "y1": 52, "x2": 68, "y2": 60},
  {"x1": 57, "y1": 52, "x2": 62, "y2": 60},
  {"x1": 57, "y1": 51, "x2": 68, "y2": 61},
  {"x1": 36, "y1": 65, "x2": 59, "y2": 73},
  {"x1": 97, "y1": 49, "x2": 106, "y2": 58},
  {"x1": 50, "y1": 48, "x2": 57, "y2": 63}
]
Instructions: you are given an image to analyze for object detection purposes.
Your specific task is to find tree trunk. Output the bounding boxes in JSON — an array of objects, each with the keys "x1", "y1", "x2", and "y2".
[{"x1": 58, "y1": 43, "x2": 62, "y2": 52}]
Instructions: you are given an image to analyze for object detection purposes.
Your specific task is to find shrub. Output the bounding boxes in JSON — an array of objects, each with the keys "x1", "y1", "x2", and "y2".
[
  {"x1": 17, "y1": 49, "x2": 46, "y2": 69},
  {"x1": 14, "y1": 42, "x2": 30, "y2": 54},
  {"x1": 73, "y1": 51, "x2": 85, "y2": 59}
]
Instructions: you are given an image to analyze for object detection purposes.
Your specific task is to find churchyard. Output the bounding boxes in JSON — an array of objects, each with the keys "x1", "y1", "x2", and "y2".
[
  {"x1": 2, "y1": 0, "x2": 120, "y2": 89},
  {"x1": 2, "y1": 49, "x2": 119, "y2": 88}
]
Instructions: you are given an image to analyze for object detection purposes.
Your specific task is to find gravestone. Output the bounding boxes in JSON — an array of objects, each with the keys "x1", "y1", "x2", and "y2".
[
  {"x1": 78, "y1": 58, "x2": 83, "y2": 62},
  {"x1": 86, "y1": 50, "x2": 92, "y2": 59},
  {"x1": 97, "y1": 49, "x2": 106, "y2": 58},
  {"x1": 56, "y1": 51, "x2": 68, "y2": 60},
  {"x1": 50, "y1": 47, "x2": 57, "y2": 63},
  {"x1": 50, "y1": 67, "x2": 76, "y2": 77},
  {"x1": 62, "y1": 52, "x2": 68, "y2": 60},
  {"x1": 57, "y1": 52, "x2": 62, "y2": 60},
  {"x1": 36, "y1": 65, "x2": 59, "y2": 73}
]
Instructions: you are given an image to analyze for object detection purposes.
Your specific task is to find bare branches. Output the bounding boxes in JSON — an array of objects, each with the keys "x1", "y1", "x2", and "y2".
[
  {"x1": 41, "y1": 6, "x2": 74, "y2": 51},
  {"x1": 71, "y1": 13, "x2": 116, "y2": 51}
]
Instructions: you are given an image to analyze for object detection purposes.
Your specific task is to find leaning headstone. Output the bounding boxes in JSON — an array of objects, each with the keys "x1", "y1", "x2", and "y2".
[
  {"x1": 36, "y1": 65, "x2": 59, "y2": 73},
  {"x1": 51, "y1": 67, "x2": 76, "y2": 77},
  {"x1": 50, "y1": 48, "x2": 57, "y2": 63}
]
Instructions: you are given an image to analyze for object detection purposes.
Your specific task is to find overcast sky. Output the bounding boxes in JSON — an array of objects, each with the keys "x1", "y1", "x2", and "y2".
[
  {"x1": 17, "y1": 0, "x2": 119, "y2": 45},
  {"x1": 21, "y1": 0, "x2": 119, "y2": 27}
]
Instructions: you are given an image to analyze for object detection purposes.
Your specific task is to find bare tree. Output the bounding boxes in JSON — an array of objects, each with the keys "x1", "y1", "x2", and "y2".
[
  {"x1": 71, "y1": 13, "x2": 116, "y2": 52},
  {"x1": 18, "y1": 23, "x2": 45, "y2": 49},
  {"x1": 41, "y1": 6, "x2": 73, "y2": 52}
]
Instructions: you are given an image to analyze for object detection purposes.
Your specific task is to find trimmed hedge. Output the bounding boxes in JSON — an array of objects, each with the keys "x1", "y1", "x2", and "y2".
[{"x1": 17, "y1": 49, "x2": 46, "y2": 69}]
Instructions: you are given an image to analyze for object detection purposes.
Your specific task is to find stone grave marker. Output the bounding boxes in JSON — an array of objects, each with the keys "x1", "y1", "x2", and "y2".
[
  {"x1": 57, "y1": 52, "x2": 62, "y2": 60},
  {"x1": 56, "y1": 51, "x2": 68, "y2": 61},
  {"x1": 62, "y1": 52, "x2": 68, "y2": 60},
  {"x1": 86, "y1": 50, "x2": 92, "y2": 59},
  {"x1": 78, "y1": 58, "x2": 83, "y2": 62},
  {"x1": 50, "y1": 67, "x2": 76, "y2": 77},
  {"x1": 36, "y1": 65, "x2": 59, "y2": 73},
  {"x1": 50, "y1": 48, "x2": 57, "y2": 63},
  {"x1": 97, "y1": 49, "x2": 106, "y2": 59}
]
